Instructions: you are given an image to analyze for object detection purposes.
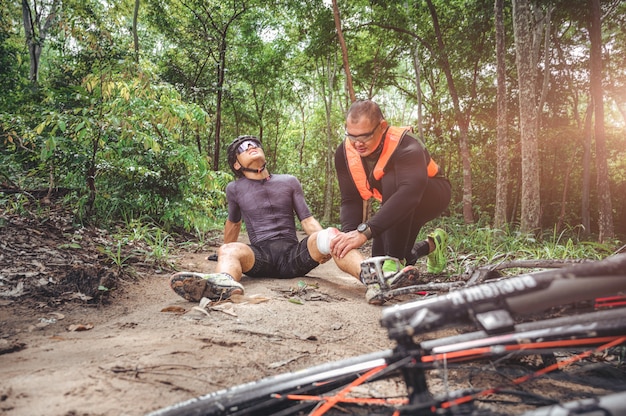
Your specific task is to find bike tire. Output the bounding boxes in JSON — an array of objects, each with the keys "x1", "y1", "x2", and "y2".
[
  {"x1": 382, "y1": 253, "x2": 626, "y2": 339},
  {"x1": 149, "y1": 255, "x2": 626, "y2": 416},
  {"x1": 148, "y1": 308, "x2": 626, "y2": 416},
  {"x1": 519, "y1": 391, "x2": 626, "y2": 416},
  {"x1": 146, "y1": 349, "x2": 397, "y2": 416}
]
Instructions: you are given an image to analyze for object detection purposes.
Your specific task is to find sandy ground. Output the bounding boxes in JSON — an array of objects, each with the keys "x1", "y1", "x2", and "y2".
[
  {"x1": 1, "y1": 248, "x2": 397, "y2": 416},
  {"x1": 2, "y1": 214, "x2": 625, "y2": 416}
]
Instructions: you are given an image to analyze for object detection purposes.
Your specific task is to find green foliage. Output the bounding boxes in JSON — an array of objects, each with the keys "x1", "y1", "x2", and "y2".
[
  {"x1": 106, "y1": 219, "x2": 175, "y2": 269},
  {"x1": 3, "y1": 64, "x2": 229, "y2": 232},
  {"x1": 0, "y1": 192, "x2": 31, "y2": 217},
  {"x1": 428, "y1": 216, "x2": 617, "y2": 277},
  {"x1": 2, "y1": 0, "x2": 626, "y2": 242},
  {"x1": 0, "y1": 2, "x2": 27, "y2": 112},
  {"x1": 100, "y1": 239, "x2": 136, "y2": 271}
]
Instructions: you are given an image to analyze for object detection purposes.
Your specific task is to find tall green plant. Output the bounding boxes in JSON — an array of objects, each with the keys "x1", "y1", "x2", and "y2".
[{"x1": 31, "y1": 68, "x2": 228, "y2": 231}]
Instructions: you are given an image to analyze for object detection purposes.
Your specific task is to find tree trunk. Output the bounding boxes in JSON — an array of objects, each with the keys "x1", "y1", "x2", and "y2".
[
  {"x1": 213, "y1": 39, "x2": 226, "y2": 170},
  {"x1": 425, "y1": 0, "x2": 474, "y2": 224},
  {"x1": 22, "y1": 0, "x2": 38, "y2": 83},
  {"x1": 412, "y1": 46, "x2": 425, "y2": 142},
  {"x1": 580, "y1": 103, "x2": 593, "y2": 236},
  {"x1": 494, "y1": 0, "x2": 508, "y2": 229},
  {"x1": 589, "y1": 0, "x2": 614, "y2": 242},
  {"x1": 21, "y1": 0, "x2": 59, "y2": 85},
  {"x1": 315, "y1": 56, "x2": 338, "y2": 225},
  {"x1": 323, "y1": 57, "x2": 336, "y2": 224},
  {"x1": 556, "y1": 150, "x2": 577, "y2": 233},
  {"x1": 512, "y1": 0, "x2": 541, "y2": 234},
  {"x1": 297, "y1": 99, "x2": 306, "y2": 166},
  {"x1": 332, "y1": 0, "x2": 355, "y2": 103},
  {"x1": 132, "y1": 0, "x2": 140, "y2": 64},
  {"x1": 536, "y1": 6, "x2": 552, "y2": 131}
]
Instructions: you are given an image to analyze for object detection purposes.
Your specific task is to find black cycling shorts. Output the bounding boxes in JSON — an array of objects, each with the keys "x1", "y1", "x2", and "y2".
[{"x1": 246, "y1": 237, "x2": 319, "y2": 278}]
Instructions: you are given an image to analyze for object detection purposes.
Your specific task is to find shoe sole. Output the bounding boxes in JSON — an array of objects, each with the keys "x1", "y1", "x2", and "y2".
[
  {"x1": 366, "y1": 266, "x2": 420, "y2": 305},
  {"x1": 387, "y1": 266, "x2": 419, "y2": 289},
  {"x1": 170, "y1": 272, "x2": 243, "y2": 302},
  {"x1": 365, "y1": 284, "x2": 384, "y2": 305}
]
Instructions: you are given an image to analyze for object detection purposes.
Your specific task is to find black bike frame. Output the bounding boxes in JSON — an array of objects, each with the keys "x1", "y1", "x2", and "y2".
[{"x1": 380, "y1": 253, "x2": 626, "y2": 411}]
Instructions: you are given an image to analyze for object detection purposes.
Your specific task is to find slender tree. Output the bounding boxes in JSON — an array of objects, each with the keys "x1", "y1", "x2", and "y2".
[
  {"x1": 132, "y1": 0, "x2": 140, "y2": 64},
  {"x1": 151, "y1": 0, "x2": 249, "y2": 169},
  {"x1": 494, "y1": 0, "x2": 508, "y2": 229},
  {"x1": 581, "y1": 103, "x2": 593, "y2": 236},
  {"x1": 588, "y1": 0, "x2": 614, "y2": 241},
  {"x1": 411, "y1": 45, "x2": 424, "y2": 142},
  {"x1": 318, "y1": 54, "x2": 339, "y2": 224},
  {"x1": 331, "y1": 0, "x2": 355, "y2": 103},
  {"x1": 512, "y1": 0, "x2": 541, "y2": 234},
  {"x1": 21, "y1": 0, "x2": 60, "y2": 85},
  {"x1": 425, "y1": 0, "x2": 475, "y2": 224},
  {"x1": 213, "y1": 4, "x2": 246, "y2": 171}
]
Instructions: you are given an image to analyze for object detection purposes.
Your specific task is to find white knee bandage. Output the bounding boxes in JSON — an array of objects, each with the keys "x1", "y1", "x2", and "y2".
[{"x1": 316, "y1": 227, "x2": 339, "y2": 255}]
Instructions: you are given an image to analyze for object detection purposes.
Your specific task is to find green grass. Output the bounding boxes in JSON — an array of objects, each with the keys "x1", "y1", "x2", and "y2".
[{"x1": 422, "y1": 217, "x2": 621, "y2": 277}]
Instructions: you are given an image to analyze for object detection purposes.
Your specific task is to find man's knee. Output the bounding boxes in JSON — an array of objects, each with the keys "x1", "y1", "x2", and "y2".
[
  {"x1": 316, "y1": 227, "x2": 339, "y2": 255},
  {"x1": 218, "y1": 242, "x2": 246, "y2": 257}
]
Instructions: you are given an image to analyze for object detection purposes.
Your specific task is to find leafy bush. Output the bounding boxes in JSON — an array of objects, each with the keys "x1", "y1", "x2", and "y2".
[{"x1": 1, "y1": 69, "x2": 230, "y2": 232}]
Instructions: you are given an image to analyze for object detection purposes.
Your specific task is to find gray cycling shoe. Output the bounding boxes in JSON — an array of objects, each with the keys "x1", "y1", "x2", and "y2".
[
  {"x1": 170, "y1": 272, "x2": 244, "y2": 302},
  {"x1": 360, "y1": 257, "x2": 419, "y2": 305}
]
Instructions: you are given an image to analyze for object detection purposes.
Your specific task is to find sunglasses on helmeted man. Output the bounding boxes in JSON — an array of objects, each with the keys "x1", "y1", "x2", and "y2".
[{"x1": 236, "y1": 140, "x2": 261, "y2": 154}]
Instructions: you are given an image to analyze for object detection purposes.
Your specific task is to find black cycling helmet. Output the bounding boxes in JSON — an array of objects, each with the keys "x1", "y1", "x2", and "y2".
[{"x1": 227, "y1": 135, "x2": 263, "y2": 177}]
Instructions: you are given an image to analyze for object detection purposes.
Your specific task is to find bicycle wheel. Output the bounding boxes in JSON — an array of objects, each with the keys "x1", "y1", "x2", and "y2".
[
  {"x1": 519, "y1": 391, "x2": 626, "y2": 415},
  {"x1": 148, "y1": 308, "x2": 626, "y2": 416},
  {"x1": 149, "y1": 255, "x2": 626, "y2": 416},
  {"x1": 146, "y1": 349, "x2": 407, "y2": 416}
]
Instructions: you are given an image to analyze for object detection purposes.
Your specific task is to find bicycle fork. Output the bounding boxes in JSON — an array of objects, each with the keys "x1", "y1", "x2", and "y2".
[{"x1": 393, "y1": 336, "x2": 434, "y2": 416}]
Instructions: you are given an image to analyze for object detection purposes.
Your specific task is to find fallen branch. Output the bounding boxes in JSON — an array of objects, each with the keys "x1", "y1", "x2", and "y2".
[
  {"x1": 467, "y1": 258, "x2": 591, "y2": 285},
  {"x1": 385, "y1": 281, "x2": 466, "y2": 300}
]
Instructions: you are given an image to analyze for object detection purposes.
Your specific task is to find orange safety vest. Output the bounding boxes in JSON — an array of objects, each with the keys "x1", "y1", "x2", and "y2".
[{"x1": 344, "y1": 126, "x2": 440, "y2": 202}]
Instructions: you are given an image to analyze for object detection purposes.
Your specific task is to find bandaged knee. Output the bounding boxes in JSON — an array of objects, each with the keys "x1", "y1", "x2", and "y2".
[{"x1": 316, "y1": 227, "x2": 339, "y2": 255}]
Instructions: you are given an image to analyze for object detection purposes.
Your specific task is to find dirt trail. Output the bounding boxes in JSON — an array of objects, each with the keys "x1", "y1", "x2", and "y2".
[
  {"x1": 1, "y1": 247, "x2": 394, "y2": 416},
  {"x1": 2, "y1": 214, "x2": 623, "y2": 416}
]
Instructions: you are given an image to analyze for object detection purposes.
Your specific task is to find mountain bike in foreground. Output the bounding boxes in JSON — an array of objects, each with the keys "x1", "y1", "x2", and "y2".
[{"x1": 148, "y1": 253, "x2": 626, "y2": 416}]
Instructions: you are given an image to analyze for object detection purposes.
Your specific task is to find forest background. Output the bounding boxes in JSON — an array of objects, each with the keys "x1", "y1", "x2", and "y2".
[{"x1": 2, "y1": 0, "x2": 626, "y2": 251}]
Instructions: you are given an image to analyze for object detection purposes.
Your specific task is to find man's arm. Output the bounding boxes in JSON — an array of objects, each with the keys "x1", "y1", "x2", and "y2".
[
  {"x1": 223, "y1": 219, "x2": 242, "y2": 243},
  {"x1": 301, "y1": 216, "x2": 323, "y2": 235},
  {"x1": 334, "y1": 145, "x2": 362, "y2": 232}
]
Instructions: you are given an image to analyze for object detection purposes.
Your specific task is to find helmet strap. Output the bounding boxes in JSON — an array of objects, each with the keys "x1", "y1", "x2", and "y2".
[{"x1": 239, "y1": 163, "x2": 266, "y2": 174}]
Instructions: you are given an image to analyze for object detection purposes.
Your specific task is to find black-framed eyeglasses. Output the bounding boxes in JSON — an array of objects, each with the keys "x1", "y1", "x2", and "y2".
[
  {"x1": 236, "y1": 140, "x2": 261, "y2": 154},
  {"x1": 344, "y1": 124, "x2": 379, "y2": 143}
]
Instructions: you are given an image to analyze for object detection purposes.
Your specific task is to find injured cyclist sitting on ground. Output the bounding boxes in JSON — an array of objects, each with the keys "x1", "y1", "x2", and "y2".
[{"x1": 171, "y1": 135, "x2": 401, "y2": 305}]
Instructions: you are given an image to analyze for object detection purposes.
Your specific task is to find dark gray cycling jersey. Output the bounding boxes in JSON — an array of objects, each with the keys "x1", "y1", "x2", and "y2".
[{"x1": 226, "y1": 174, "x2": 313, "y2": 245}]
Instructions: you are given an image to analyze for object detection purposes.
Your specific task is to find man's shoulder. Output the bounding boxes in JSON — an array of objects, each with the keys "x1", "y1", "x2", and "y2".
[
  {"x1": 269, "y1": 174, "x2": 305, "y2": 193},
  {"x1": 226, "y1": 178, "x2": 241, "y2": 191},
  {"x1": 271, "y1": 173, "x2": 298, "y2": 183},
  {"x1": 334, "y1": 141, "x2": 347, "y2": 162},
  {"x1": 226, "y1": 177, "x2": 254, "y2": 195},
  {"x1": 395, "y1": 129, "x2": 426, "y2": 152}
]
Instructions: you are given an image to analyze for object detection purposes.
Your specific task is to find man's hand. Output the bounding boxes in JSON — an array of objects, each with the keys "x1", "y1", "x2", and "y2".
[{"x1": 330, "y1": 230, "x2": 367, "y2": 259}]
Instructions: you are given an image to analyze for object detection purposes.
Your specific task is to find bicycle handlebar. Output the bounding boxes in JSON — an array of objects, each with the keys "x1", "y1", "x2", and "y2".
[{"x1": 381, "y1": 253, "x2": 626, "y2": 340}]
